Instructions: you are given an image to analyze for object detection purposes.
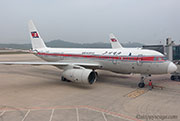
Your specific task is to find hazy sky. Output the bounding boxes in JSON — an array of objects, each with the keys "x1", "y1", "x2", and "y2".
[{"x1": 0, "y1": 0, "x2": 179, "y2": 44}]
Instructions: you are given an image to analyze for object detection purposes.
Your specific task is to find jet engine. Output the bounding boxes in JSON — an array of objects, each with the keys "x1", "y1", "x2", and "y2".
[{"x1": 61, "y1": 69, "x2": 97, "y2": 85}]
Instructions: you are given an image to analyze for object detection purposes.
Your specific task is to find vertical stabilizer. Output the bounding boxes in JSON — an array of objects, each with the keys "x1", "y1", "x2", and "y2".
[
  {"x1": 109, "y1": 33, "x2": 123, "y2": 49},
  {"x1": 28, "y1": 20, "x2": 47, "y2": 49}
]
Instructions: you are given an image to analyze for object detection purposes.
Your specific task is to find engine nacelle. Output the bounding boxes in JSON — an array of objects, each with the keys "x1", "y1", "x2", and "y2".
[{"x1": 62, "y1": 69, "x2": 97, "y2": 85}]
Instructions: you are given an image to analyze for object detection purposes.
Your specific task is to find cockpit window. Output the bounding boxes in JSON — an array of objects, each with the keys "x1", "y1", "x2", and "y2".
[
  {"x1": 154, "y1": 57, "x2": 167, "y2": 61},
  {"x1": 158, "y1": 57, "x2": 162, "y2": 61},
  {"x1": 162, "y1": 57, "x2": 167, "y2": 60}
]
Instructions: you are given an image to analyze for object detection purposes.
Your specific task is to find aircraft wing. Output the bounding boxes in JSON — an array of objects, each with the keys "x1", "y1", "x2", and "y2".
[{"x1": 0, "y1": 62, "x2": 101, "y2": 69}]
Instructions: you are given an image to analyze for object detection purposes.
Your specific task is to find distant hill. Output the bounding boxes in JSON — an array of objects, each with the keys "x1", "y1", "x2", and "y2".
[{"x1": 0, "y1": 40, "x2": 143, "y2": 49}]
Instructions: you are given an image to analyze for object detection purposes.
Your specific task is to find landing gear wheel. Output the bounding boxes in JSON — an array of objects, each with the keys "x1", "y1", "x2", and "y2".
[
  {"x1": 61, "y1": 76, "x2": 67, "y2": 81},
  {"x1": 171, "y1": 75, "x2": 175, "y2": 80},
  {"x1": 61, "y1": 76, "x2": 71, "y2": 82},
  {"x1": 138, "y1": 83, "x2": 145, "y2": 88},
  {"x1": 171, "y1": 75, "x2": 180, "y2": 81},
  {"x1": 178, "y1": 76, "x2": 180, "y2": 82}
]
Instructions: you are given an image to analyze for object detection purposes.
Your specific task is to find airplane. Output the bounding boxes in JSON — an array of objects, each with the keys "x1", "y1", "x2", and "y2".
[{"x1": 0, "y1": 20, "x2": 177, "y2": 88}]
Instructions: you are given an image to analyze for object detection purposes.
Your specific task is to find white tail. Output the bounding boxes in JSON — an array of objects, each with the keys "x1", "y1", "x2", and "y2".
[
  {"x1": 28, "y1": 20, "x2": 47, "y2": 49},
  {"x1": 109, "y1": 33, "x2": 123, "y2": 49}
]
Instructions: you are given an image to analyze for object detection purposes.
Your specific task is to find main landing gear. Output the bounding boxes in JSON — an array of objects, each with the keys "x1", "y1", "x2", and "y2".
[
  {"x1": 138, "y1": 76, "x2": 145, "y2": 88},
  {"x1": 61, "y1": 76, "x2": 71, "y2": 82},
  {"x1": 138, "y1": 75, "x2": 151, "y2": 88}
]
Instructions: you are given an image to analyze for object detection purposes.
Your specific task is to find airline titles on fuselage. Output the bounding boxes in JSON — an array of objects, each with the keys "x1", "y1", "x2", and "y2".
[
  {"x1": 81, "y1": 51, "x2": 122, "y2": 56},
  {"x1": 102, "y1": 51, "x2": 122, "y2": 56}
]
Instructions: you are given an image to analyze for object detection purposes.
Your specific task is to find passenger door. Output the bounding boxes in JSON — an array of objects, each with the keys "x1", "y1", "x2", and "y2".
[{"x1": 137, "y1": 54, "x2": 143, "y2": 66}]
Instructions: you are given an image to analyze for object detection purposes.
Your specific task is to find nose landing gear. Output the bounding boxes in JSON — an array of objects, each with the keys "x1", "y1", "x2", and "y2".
[
  {"x1": 138, "y1": 82, "x2": 145, "y2": 88},
  {"x1": 138, "y1": 75, "x2": 151, "y2": 88},
  {"x1": 138, "y1": 76, "x2": 145, "y2": 88}
]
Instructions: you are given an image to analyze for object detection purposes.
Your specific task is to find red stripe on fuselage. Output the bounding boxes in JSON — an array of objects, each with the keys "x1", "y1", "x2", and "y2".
[{"x1": 37, "y1": 52, "x2": 165, "y2": 62}]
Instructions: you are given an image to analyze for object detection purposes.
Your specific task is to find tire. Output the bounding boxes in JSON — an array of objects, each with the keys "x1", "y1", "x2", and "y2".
[
  {"x1": 61, "y1": 76, "x2": 66, "y2": 81},
  {"x1": 171, "y1": 75, "x2": 175, "y2": 80},
  {"x1": 178, "y1": 76, "x2": 180, "y2": 82},
  {"x1": 61, "y1": 76, "x2": 71, "y2": 82},
  {"x1": 138, "y1": 83, "x2": 145, "y2": 88}
]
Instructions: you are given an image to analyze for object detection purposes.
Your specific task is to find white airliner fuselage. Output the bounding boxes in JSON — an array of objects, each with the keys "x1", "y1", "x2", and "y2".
[
  {"x1": 0, "y1": 20, "x2": 177, "y2": 88},
  {"x1": 35, "y1": 47, "x2": 174, "y2": 75}
]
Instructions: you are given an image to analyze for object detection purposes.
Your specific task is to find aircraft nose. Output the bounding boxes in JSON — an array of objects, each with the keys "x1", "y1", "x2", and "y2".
[{"x1": 167, "y1": 62, "x2": 177, "y2": 73}]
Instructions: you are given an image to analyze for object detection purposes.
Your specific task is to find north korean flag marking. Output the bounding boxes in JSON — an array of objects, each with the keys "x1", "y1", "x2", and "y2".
[
  {"x1": 31, "y1": 31, "x2": 39, "y2": 38},
  {"x1": 111, "y1": 38, "x2": 117, "y2": 42}
]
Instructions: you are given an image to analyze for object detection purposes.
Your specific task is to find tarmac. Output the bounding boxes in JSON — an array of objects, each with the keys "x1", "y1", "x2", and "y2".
[{"x1": 0, "y1": 54, "x2": 180, "y2": 121}]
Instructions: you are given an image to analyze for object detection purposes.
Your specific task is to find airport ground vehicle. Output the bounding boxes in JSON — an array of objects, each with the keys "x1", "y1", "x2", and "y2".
[{"x1": 171, "y1": 61, "x2": 180, "y2": 81}]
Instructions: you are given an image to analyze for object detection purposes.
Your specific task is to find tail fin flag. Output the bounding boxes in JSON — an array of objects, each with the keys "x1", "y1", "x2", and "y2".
[
  {"x1": 109, "y1": 33, "x2": 123, "y2": 49},
  {"x1": 28, "y1": 20, "x2": 47, "y2": 49}
]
